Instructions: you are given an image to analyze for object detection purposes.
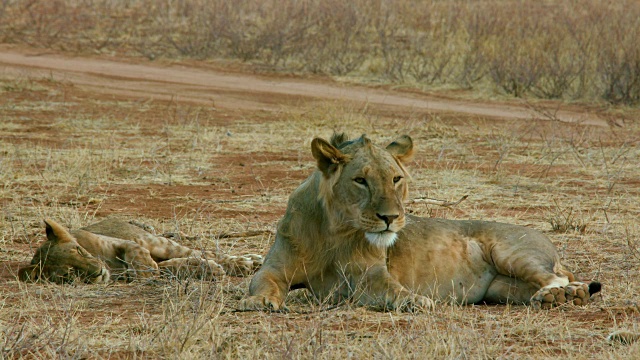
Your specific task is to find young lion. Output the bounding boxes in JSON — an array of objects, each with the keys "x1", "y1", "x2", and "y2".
[
  {"x1": 19, "y1": 218, "x2": 262, "y2": 284},
  {"x1": 240, "y1": 133, "x2": 601, "y2": 311}
]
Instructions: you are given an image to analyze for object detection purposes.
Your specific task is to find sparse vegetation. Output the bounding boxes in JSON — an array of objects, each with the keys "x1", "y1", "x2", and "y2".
[
  {"x1": 1, "y1": 0, "x2": 640, "y2": 104},
  {"x1": 547, "y1": 201, "x2": 589, "y2": 234},
  {"x1": 1, "y1": 70, "x2": 639, "y2": 357},
  {"x1": 1, "y1": 0, "x2": 640, "y2": 358}
]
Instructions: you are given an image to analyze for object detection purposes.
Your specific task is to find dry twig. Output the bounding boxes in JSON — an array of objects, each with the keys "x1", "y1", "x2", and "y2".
[{"x1": 410, "y1": 195, "x2": 469, "y2": 207}]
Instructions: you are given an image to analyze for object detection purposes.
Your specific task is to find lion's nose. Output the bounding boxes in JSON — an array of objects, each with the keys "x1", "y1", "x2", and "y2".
[{"x1": 376, "y1": 213, "x2": 399, "y2": 226}]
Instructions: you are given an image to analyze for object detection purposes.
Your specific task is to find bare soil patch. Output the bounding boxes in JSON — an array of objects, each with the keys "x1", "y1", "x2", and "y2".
[{"x1": 0, "y1": 44, "x2": 609, "y2": 125}]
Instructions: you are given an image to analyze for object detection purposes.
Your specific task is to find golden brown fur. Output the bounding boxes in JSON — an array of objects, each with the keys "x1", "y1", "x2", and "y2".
[
  {"x1": 240, "y1": 133, "x2": 600, "y2": 311},
  {"x1": 19, "y1": 218, "x2": 262, "y2": 284}
]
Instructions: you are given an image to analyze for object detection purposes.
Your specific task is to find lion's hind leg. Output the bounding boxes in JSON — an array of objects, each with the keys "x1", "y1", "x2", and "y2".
[
  {"x1": 483, "y1": 275, "x2": 539, "y2": 304},
  {"x1": 494, "y1": 261, "x2": 600, "y2": 309},
  {"x1": 525, "y1": 265, "x2": 601, "y2": 309},
  {"x1": 484, "y1": 272, "x2": 595, "y2": 308},
  {"x1": 488, "y1": 239, "x2": 600, "y2": 308}
]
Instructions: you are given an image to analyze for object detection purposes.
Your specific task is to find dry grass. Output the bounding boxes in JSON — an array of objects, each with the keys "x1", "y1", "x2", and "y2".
[
  {"x1": 1, "y1": 0, "x2": 640, "y2": 105},
  {"x1": 0, "y1": 70, "x2": 639, "y2": 358},
  {"x1": 1, "y1": 1, "x2": 640, "y2": 357}
]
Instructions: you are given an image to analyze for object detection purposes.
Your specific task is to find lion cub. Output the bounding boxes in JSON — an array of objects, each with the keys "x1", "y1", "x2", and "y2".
[
  {"x1": 240, "y1": 133, "x2": 600, "y2": 311},
  {"x1": 19, "y1": 218, "x2": 262, "y2": 283}
]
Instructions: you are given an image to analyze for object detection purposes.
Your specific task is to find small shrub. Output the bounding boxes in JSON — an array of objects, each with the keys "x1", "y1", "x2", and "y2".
[{"x1": 547, "y1": 202, "x2": 589, "y2": 234}]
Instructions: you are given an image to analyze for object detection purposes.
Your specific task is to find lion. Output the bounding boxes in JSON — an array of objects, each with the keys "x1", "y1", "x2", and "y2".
[
  {"x1": 240, "y1": 133, "x2": 601, "y2": 311},
  {"x1": 18, "y1": 218, "x2": 263, "y2": 284}
]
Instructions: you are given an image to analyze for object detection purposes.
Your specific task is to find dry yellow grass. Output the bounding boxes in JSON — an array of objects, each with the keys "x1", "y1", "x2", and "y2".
[
  {"x1": 1, "y1": 3, "x2": 640, "y2": 355},
  {"x1": 1, "y1": 69, "x2": 639, "y2": 358}
]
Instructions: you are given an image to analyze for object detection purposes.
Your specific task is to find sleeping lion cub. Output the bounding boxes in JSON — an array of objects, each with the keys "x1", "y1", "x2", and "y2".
[
  {"x1": 19, "y1": 218, "x2": 262, "y2": 283},
  {"x1": 240, "y1": 133, "x2": 600, "y2": 311}
]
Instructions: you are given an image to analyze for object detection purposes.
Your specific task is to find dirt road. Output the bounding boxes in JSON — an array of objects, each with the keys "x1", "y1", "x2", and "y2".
[{"x1": 0, "y1": 44, "x2": 607, "y2": 126}]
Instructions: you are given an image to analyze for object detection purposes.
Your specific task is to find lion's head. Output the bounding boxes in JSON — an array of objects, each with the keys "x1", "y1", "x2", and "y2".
[
  {"x1": 18, "y1": 219, "x2": 110, "y2": 284},
  {"x1": 311, "y1": 133, "x2": 414, "y2": 248}
]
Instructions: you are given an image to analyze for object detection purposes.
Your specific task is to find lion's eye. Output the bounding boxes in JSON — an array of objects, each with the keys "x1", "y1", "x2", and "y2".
[
  {"x1": 354, "y1": 177, "x2": 367, "y2": 186},
  {"x1": 393, "y1": 176, "x2": 403, "y2": 184}
]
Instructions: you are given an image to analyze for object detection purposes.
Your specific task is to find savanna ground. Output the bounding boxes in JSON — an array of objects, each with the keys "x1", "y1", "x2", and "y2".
[{"x1": 1, "y1": 1, "x2": 640, "y2": 358}]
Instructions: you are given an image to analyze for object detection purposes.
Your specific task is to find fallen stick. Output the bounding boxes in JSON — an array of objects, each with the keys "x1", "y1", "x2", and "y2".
[
  {"x1": 411, "y1": 195, "x2": 469, "y2": 207},
  {"x1": 162, "y1": 229, "x2": 273, "y2": 241},
  {"x1": 214, "y1": 230, "x2": 274, "y2": 239}
]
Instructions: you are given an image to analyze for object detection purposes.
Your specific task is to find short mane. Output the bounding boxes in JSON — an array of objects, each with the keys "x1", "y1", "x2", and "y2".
[
  {"x1": 330, "y1": 132, "x2": 350, "y2": 148},
  {"x1": 331, "y1": 133, "x2": 372, "y2": 150}
]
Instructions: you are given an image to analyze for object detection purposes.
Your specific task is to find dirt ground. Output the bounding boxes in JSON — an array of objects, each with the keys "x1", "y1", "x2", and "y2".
[{"x1": 1, "y1": 44, "x2": 639, "y2": 358}]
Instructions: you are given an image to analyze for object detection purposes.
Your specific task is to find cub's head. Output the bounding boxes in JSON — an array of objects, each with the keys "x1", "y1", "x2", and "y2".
[
  {"x1": 311, "y1": 133, "x2": 414, "y2": 248},
  {"x1": 18, "y1": 219, "x2": 110, "y2": 284}
]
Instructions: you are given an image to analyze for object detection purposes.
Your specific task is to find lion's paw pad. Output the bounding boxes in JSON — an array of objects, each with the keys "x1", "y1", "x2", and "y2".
[
  {"x1": 564, "y1": 282, "x2": 590, "y2": 306},
  {"x1": 532, "y1": 282, "x2": 591, "y2": 309}
]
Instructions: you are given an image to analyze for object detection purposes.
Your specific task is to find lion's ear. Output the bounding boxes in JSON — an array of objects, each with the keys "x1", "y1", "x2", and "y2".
[
  {"x1": 44, "y1": 219, "x2": 73, "y2": 244},
  {"x1": 18, "y1": 264, "x2": 40, "y2": 282},
  {"x1": 311, "y1": 137, "x2": 347, "y2": 177},
  {"x1": 386, "y1": 135, "x2": 414, "y2": 164}
]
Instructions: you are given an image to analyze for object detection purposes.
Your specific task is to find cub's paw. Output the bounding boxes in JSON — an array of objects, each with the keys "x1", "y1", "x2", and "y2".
[
  {"x1": 158, "y1": 258, "x2": 225, "y2": 280},
  {"x1": 218, "y1": 254, "x2": 263, "y2": 277},
  {"x1": 244, "y1": 254, "x2": 264, "y2": 271},
  {"x1": 239, "y1": 295, "x2": 285, "y2": 312},
  {"x1": 531, "y1": 282, "x2": 592, "y2": 309}
]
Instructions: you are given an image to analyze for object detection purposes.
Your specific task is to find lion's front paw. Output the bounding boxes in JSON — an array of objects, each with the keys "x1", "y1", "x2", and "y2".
[
  {"x1": 395, "y1": 294, "x2": 435, "y2": 312},
  {"x1": 239, "y1": 295, "x2": 284, "y2": 312},
  {"x1": 219, "y1": 254, "x2": 263, "y2": 276},
  {"x1": 531, "y1": 282, "x2": 591, "y2": 309}
]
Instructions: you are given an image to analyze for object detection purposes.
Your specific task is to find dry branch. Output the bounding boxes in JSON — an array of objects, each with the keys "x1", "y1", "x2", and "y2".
[
  {"x1": 162, "y1": 230, "x2": 273, "y2": 241},
  {"x1": 410, "y1": 195, "x2": 469, "y2": 207}
]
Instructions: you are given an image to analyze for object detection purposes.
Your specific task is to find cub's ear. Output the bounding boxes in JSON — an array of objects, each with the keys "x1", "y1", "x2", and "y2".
[
  {"x1": 386, "y1": 135, "x2": 414, "y2": 164},
  {"x1": 311, "y1": 137, "x2": 347, "y2": 177},
  {"x1": 44, "y1": 219, "x2": 73, "y2": 244}
]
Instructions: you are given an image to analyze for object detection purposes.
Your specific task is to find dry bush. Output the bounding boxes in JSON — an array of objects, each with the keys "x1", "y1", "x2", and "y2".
[
  {"x1": 597, "y1": 19, "x2": 640, "y2": 105},
  {"x1": 2, "y1": 14, "x2": 640, "y2": 357},
  {"x1": 547, "y1": 202, "x2": 589, "y2": 234},
  {"x1": 2, "y1": 0, "x2": 640, "y2": 104}
]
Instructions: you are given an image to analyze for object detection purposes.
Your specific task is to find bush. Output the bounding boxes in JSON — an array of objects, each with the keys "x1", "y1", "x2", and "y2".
[{"x1": 2, "y1": 0, "x2": 640, "y2": 104}]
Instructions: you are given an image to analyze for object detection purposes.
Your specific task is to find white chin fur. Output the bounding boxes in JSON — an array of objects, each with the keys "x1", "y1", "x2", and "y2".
[{"x1": 365, "y1": 232, "x2": 398, "y2": 248}]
